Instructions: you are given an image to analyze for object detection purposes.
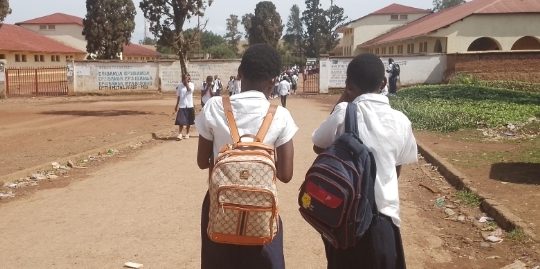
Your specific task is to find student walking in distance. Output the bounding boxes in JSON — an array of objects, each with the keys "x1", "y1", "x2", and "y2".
[
  {"x1": 227, "y1": 76, "x2": 235, "y2": 96},
  {"x1": 201, "y1": 75, "x2": 214, "y2": 107},
  {"x1": 195, "y1": 44, "x2": 298, "y2": 269},
  {"x1": 174, "y1": 73, "x2": 195, "y2": 141},
  {"x1": 386, "y1": 58, "x2": 400, "y2": 96},
  {"x1": 278, "y1": 76, "x2": 291, "y2": 108},
  {"x1": 312, "y1": 53, "x2": 417, "y2": 269}
]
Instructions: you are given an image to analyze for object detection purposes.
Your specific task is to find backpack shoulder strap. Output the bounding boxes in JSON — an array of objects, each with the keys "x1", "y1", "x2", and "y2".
[
  {"x1": 222, "y1": 96, "x2": 241, "y2": 143},
  {"x1": 255, "y1": 104, "x2": 278, "y2": 142},
  {"x1": 345, "y1": 102, "x2": 360, "y2": 138}
]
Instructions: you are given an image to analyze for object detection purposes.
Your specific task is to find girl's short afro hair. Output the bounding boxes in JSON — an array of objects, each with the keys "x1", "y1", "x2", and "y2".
[{"x1": 239, "y1": 43, "x2": 282, "y2": 81}]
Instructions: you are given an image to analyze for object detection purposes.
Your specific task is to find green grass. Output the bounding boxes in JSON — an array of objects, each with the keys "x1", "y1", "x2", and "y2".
[
  {"x1": 390, "y1": 85, "x2": 540, "y2": 132},
  {"x1": 456, "y1": 190, "x2": 482, "y2": 207},
  {"x1": 507, "y1": 228, "x2": 527, "y2": 242}
]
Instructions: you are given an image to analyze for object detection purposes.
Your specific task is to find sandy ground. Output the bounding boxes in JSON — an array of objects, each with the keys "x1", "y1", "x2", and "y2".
[{"x1": 0, "y1": 96, "x2": 538, "y2": 268}]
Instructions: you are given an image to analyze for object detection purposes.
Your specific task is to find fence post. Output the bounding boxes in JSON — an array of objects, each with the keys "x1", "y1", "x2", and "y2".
[
  {"x1": 67, "y1": 61, "x2": 75, "y2": 95},
  {"x1": 34, "y1": 69, "x2": 39, "y2": 95},
  {"x1": 319, "y1": 55, "x2": 330, "y2": 94},
  {"x1": 0, "y1": 60, "x2": 6, "y2": 99}
]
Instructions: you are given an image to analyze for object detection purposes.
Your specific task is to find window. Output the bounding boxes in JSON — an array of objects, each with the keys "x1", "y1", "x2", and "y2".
[
  {"x1": 407, "y1": 43, "x2": 415, "y2": 54},
  {"x1": 390, "y1": 14, "x2": 399, "y2": 20},
  {"x1": 15, "y1": 54, "x2": 21, "y2": 62},
  {"x1": 51, "y1": 55, "x2": 61, "y2": 62},
  {"x1": 381, "y1": 47, "x2": 387, "y2": 55},
  {"x1": 34, "y1": 55, "x2": 39, "y2": 62},
  {"x1": 39, "y1": 25, "x2": 47, "y2": 30},
  {"x1": 35, "y1": 55, "x2": 45, "y2": 62},
  {"x1": 0, "y1": 54, "x2": 5, "y2": 59},
  {"x1": 375, "y1": 48, "x2": 380, "y2": 55},
  {"x1": 419, "y1": 41, "x2": 428, "y2": 53},
  {"x1": 66, "y1": 55, "x2": 74, "y2": 61},
  {"x1": 389, "y1": 46, "x2": 394, "y2": 55},
  {"x1": 48, "y1": 25, "x2": 56, "y2": 30},
  {"x1": 40, "y1": 55, "x2": 45, "y2": 62},
  {"x1": 400, "y1": 14, "x2": 408, "y2": 20},
  {"x1": 22, "y1": 55, "x2": 27, "y2": 62},
  {"x1": 397, "y1": 45, "x2": 403, "y2": 54},
  {"x1": 56, "y1": 55, "x2": 61, "y2": 62}
]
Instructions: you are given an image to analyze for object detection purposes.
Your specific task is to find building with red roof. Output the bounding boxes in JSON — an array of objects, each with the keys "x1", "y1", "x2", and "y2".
[
  {"x1": 359, "y1": 0, "x2": 540, "y2": 55},
  {"x1": 15, "y1": 13, "x2": 160, "y2": 62},
  {"x1": 0, "y1": 24, "x2": 86, "y2": 67},
  {"x1": 334, "y1": 3, "x2": 431, "y2": 56}
]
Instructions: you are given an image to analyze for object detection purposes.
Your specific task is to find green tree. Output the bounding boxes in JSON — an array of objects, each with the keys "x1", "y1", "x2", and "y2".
[
  {"x1": 82, "y1": 0, "x2": 136, "y2": 59},
  {"x1": 140, "y1": 0, "x2": 213, "y2": 76},
  {"x1": 322, "y1": 3, "x2": 346, "y2": 54},
  {"x1": 433, "y1": 0, "x2": 465, "y2": 12},
  {"x1": 224, "y1": 14, "x2": 241, "y2": 55},
  {"x1": 201, "y1": 30, "x2": 226, "y2": 50},
  {"x1": 0, "y1": 0, "x2": 11, "y2": 23},
  {"x1": 283, "y1": 5, "x2": 304, "y2": 57},
  {"x1": 207, "y1": 43, "x2": 236, "y2": 59},
  {"x1": 302, "y1": 0, "x2": 325, "y2": 57},
  {"x1": 302, "y1": 0, "x2": 346, "y2": 57},
  {"x1": 241, "y1": 13, "x2": 253, "y2": 39},
  {"x1": 244, "y1": 1, "x2": 283, "y2": 48},
  {"x1": 139, "y1": 37, "x2": 157, "y2": 45}
]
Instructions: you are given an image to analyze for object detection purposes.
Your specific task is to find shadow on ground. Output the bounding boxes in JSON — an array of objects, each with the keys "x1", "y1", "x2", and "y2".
[
  {"x1": 489, "y1": 162, "x2": 540, "y2": 184},
  {"x1": 41, "y1": 110, "x2": 153, "y2": 117}
]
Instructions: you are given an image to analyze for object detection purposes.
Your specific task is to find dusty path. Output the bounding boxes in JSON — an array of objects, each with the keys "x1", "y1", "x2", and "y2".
[{"x1": 0, "y1": 96, "x2": 537, "y2": 268}]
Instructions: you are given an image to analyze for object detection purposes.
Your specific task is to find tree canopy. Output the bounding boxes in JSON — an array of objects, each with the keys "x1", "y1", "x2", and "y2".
[
  {"x1": 302, "y1": 0, "x2": 346, "y2": 57},
  {"x1": 0, "y1": 0, "x2": 10, "y2": 23},
  {"x1": 283, "y1": 5, "x2": 303, "y2": 56},
  {"x1": 224, "y1": 14, "x2": 241, "y2": 55},
  {"x1": 433, "y1": 0, "x2": 465, "y2": 12},
  {"x1": 244, "y1": 1, "x2": 283, "y2": 48},
  {"x1": 140, "y1": 0, "x2": 213, "y2": 75},
  {"x1": 82, "y1": 0, "x2": 136, "y2": 59}
]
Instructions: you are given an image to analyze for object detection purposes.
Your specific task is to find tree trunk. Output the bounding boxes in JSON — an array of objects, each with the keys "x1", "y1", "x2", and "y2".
[{"x1": 179, "y1": 51, "x2": 188, "y2": 77}]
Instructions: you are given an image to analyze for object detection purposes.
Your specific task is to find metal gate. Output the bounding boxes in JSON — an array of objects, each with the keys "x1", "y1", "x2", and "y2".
[
  {"x1": 6, "y1": 67, "x2": 69, "y2": 97},
  {"x1": 302, "y1": 70, "x2": 320, "y2": 94}
]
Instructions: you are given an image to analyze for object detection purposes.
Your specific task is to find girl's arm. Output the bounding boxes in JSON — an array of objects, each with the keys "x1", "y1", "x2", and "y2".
[
  {"x1": 197, "y1": 136, "x2": 214, "y2": 170},
  {"x1": 276, "y1": 140, "x2": 294, "y2": 183}
]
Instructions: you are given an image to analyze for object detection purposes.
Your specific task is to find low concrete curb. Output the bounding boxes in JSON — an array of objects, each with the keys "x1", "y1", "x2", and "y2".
[
  {"x1": 0, "y1": 128, "x2": 173, "y2": 186},
  {"x1": 417, "y1": 140, "x2": 538, "y2": 242}
]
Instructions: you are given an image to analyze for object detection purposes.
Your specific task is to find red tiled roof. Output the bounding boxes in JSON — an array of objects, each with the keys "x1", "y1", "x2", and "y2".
[
  {"x1": 123, "y1": 43, "x2": 160, "y2": 57},
  {"x1": 16, "y1": 13, "x2": 83, "y2": 26},
  {"x1": 361, "y1": 0, "x2": 540, "y2": 47},
  {"x1": 371, "y1": 3, "x2": 431, "y2": 15},
  {"x1": 339, "y1": 3, "x2": 431, "y2": 31},
  {"x1": 0, "y1": 24, "x2": 85, "y2": 54}
]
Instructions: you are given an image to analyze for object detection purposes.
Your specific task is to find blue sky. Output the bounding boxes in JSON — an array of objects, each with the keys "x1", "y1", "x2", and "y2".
[{"x1": 5, "y1": 0, "x2": 433, "y2": 42}]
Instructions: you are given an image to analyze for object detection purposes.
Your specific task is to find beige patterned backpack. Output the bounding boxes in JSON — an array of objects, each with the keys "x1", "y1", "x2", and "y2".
[{"x1": 207, "y1": 96, "x2": 279, "y2": 246}]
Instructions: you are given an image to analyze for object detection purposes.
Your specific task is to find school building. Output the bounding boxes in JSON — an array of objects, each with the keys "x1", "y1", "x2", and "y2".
[
  {"x1": 338, "y1": 0, "x2": 540, "y2": 56},
  {"x1": 0, "y1": 24, "x2": 86, "y2": 68},
  {"x1": 15, "y1": 13, "x2": 160, "y2": 63}
]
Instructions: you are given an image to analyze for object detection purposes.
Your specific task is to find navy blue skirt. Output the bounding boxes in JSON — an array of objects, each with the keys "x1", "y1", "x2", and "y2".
[
  {"x1": 175, "y1": 107, "x2": 195, "y2": 126},
  {"x1": 201, "y1": 192, "x2": 285, "y2": 269},
  {"x1": 323, "y1": 214, "x2": 406, "y2": 269}
]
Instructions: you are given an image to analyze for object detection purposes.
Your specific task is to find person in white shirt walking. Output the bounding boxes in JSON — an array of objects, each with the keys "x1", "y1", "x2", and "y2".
[
  {"x1": 174, "y1": 73, "x2": 195, "y2": 141},
  {"x1": 195, "y1": 44, "x2": 298, "y2": 269},
  {"x1": 201, "y1": 76, "x2": 214, "y2": 107},
  {"x1": 278, "y1": 76, "x2": 291, "y2": 108},
  {"x1": 312, "y1": 53, "x2": 417, "y2": 269}
]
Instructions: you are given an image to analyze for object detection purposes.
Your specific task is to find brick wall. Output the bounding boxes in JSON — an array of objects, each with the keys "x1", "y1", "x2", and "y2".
[{"x1": 446, "y1": 52, "x2": 540, "y2": 83}]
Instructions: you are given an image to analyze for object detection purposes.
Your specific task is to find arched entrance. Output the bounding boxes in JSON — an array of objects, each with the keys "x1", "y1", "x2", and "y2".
[
  {"x1": 511, "y1": 36, "x2": 540, "y2": 50},
  {"x1": 467, "y1": 37, "x2": 501, "y2": 51}
]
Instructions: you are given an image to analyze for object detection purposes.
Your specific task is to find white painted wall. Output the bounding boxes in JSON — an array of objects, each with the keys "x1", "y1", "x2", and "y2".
[
  {"x1": 320, "y1": 55, "x2": 447, "y2": 92},
  {"x1": 20, "y1": 24, "x2": 87, "y2": 52},
  {"x1": 72, "y1": 60, "x2": 241, "y2": 94}
]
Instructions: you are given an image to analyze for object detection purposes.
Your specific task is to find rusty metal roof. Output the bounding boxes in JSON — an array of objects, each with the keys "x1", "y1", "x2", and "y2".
[{"x1": 0, "y1": 24, "x2": 85, "y2": 54}]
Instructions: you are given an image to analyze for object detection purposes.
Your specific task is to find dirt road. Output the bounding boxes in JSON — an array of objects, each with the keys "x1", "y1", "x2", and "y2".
[{"x1": 0, "y1": 96, "x2": 537, "y2": 268}]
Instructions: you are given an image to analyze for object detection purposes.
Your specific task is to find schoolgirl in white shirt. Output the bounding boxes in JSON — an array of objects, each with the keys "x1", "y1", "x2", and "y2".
[
  {"x1": 174, "y1": 73, "x2": 195, "y2": 140},
  {"x1": 312, "y1": 53, "x2": 417, "y2": 269},
  {"x1": 195, "y1": 44, "x2": 298, "y2": 269}
]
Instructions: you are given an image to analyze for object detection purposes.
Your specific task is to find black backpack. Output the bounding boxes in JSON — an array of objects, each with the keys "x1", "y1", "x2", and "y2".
[
  {"x1": 299, "y1": 103, "x2": 378, "y2": 249},
  {"x1": 392, "y1": 63, "x2": 400, "y2": 76}
]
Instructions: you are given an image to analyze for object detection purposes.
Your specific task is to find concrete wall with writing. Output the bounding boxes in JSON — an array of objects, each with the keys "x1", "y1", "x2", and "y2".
[
  {"x1": 73, "y1": 60, "x2": 241, "y2": 93},
  {"x1": 320, "y1": 55, "x2": 447, "y2": 92}
]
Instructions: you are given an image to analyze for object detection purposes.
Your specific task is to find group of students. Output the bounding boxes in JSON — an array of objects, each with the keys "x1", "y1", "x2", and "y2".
[{"x1": 175, "y1": 44, "x2": 417, "y2": 269}]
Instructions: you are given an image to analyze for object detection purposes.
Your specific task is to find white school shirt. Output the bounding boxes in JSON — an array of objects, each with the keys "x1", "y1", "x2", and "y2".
[
  {"x1": 176, "y1": 82, "x2": 195, "y2": 108},
  {"x1": 312, "y1": 93, "x2": 418, "y2": 227},
  {"x1": 278, "y1": 80, "x2": 291, "y2": 96},
  {"x1": 195, "y1": 90, "x2": 299, "y2": 160},
  {"x1": 233, "y1": 80, "x2": 242, "y2": 95},
  {"x1": 201, "y1": 83, "x2": 213, "y2": 104}
]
